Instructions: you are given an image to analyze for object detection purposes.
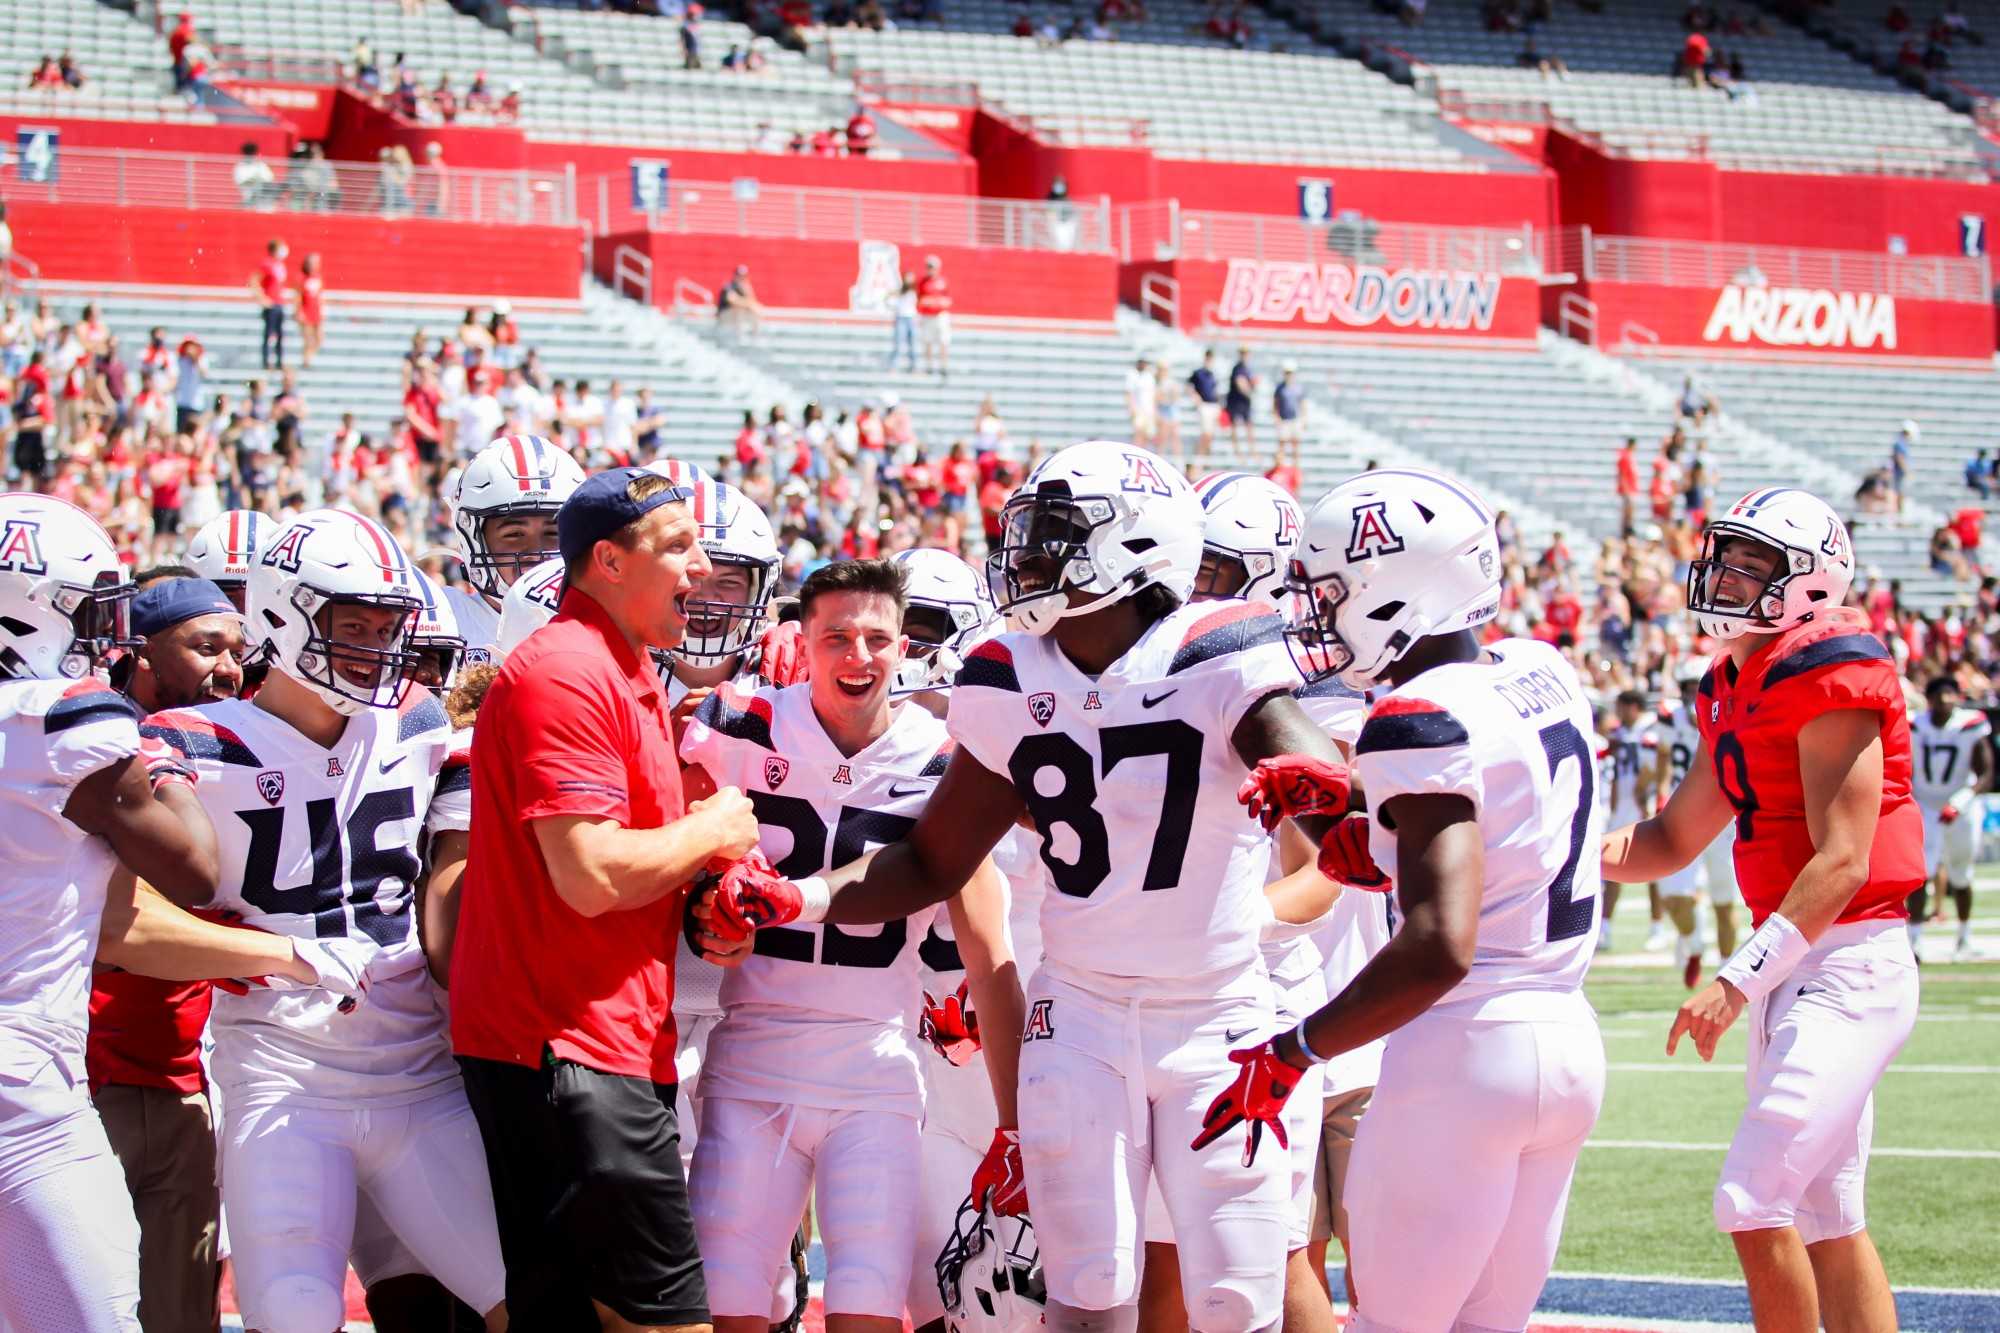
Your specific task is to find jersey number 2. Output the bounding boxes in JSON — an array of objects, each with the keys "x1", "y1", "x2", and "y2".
[{"x1": 1539, "y1": 721, "x2": 1597, "y2": 943}]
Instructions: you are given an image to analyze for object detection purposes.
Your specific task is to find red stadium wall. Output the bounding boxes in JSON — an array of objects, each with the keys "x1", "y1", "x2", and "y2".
[
  {"x1": 595, "y1": 230, "x2": 1116, "y2": 319},
  {"x1": 10, "y1": 201, "x2": 582, "y2": 298},
  {"x1": 1123, "y1": 257, "x2": 1541, "y2": 341},
  {"x1": 1715, "y1": 171, "x2": 2000, "y2": 256},
  {"x1": 218, "y1": 83, "x2": 338, "y2": 141},
  {"x1": 0, "y1": 112, "x2": 293, "y2": 160},
  {"x1": 1548, "y1": 128, "x2": 1722, "y2": 241},
  {"x1": 1577, "y1": 279, "x2": 1995, "y2": 361}
]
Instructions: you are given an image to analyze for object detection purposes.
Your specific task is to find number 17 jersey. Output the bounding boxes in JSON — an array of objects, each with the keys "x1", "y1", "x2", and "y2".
[
  {"x1": 945, "y1": 600, "x2": 1302, "y2": 982},
  {"x1": 1357, "y1": 638, "x2": 1602, "y2": 1015}
]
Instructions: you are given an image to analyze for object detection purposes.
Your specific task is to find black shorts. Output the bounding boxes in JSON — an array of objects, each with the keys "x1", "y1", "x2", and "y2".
[
  {"x1": 457, "y1": 1052, "x2": 707, "y2": 1329},
  {"x1": 152, "y1": 506, "x2": 182, "y2": 536},
  {"x1": 12, "y1": 431, "x2": 45, "y2": 479}
]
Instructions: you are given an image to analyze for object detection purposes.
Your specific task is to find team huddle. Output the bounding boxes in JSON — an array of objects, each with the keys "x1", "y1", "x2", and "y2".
[{"x1": 0, "y1": 432, "x2": 1925, "y2": 1333}]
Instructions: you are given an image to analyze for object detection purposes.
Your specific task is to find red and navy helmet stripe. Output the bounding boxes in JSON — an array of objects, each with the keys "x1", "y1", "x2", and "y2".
[
  {"x1": 1194, "y1": 471, "x2": 1254, "y2": 510},
  {"x1": 501, "y1": 434, "x2": 559, "y2": 492},
  {"x1": 350, "y1": 514, "x2": 410, "y2": 585},
  {"x1": 1732, "y1": 487, "x2": 1796, "y2": 518}
]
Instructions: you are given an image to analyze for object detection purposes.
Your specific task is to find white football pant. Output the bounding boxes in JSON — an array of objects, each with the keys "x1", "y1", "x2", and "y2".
[
  {"x1": 223, "y1": 1086, "x2": 506, "y2": 1331},
  {"x1": 692, "y1": 1095, "x2": 920, "y2": 1319},
  {"x1": 673, "y1": 1009, "x2": 721, "y2": 1176},
  {"x1": 1714, "y1": 920, "x2": 1918, "y2": 1242},
  {"x1": 0, "y1": 1057, "x2": 141, "y2": 1332},
  {"x1": 1017, "y1": 961, "x2": 1288, "y2": 1333},
  {"x1": 1920, "y1": 805, "x2": 1981, "y2": 885},
  {"x1": 1345, "y1": 996, "x2": 1604, "y2": 1333}
]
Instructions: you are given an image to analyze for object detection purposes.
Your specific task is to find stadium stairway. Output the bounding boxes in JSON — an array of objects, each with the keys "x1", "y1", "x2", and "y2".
[{"x1": 59, "y1": 282, "x2": 785, "y2": 469}]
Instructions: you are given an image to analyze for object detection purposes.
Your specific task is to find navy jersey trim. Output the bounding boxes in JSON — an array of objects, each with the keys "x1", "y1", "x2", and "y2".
[
  {"x1": 397, "y1": 693, "x2": 450, "y2": 744},
  {"x1": 139, "y1": 716, "x2": 265, "y2": 769},
  {"x1": 1295, "y1": 676, "x2": 1365, "y2": 702},
  {"x1": 435, "y1": 763, "x2": 472, "y2": 800},
  {"x1": 1355, "y1": 707, "x2": 1471, "y2": 755},
  {"x1": 1761, "y1": 632, "x2": 1891, "y2": 691},
  {"x1": 45, "y1": 689, "x2": 144, "y2": 734},
  {"x1": 1169, "y1": 605, "x2": 1285, "y2": 676},
  {"x1": 919, "y1": 747, "x2": 953, "y2": 778},
  {"x1": 694, "y1": 689, "x2": 776, "y2": 750},
  {"x1": 954, "y1": 643, "x2": 1022, "y2": 694}
]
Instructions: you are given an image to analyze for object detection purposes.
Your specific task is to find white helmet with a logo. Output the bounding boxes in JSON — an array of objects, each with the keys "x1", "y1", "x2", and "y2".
[
  {"x1": 1287, "y1": 468, "x2": 1500, "y2": 691},
  {"x1": 935, "y1": 1194, "x2": 1046, "y2": 1333},
  {"x1": 1192, "y1": 471, "x2": 1302, "y2": 608},
  {"x1": 642, "y1": 456, "x2": 716, "y2": 490},
  {"x1": 890, "y1": 546, "x2": 996, "y2": 696},
  {"x1": 493, "y1": 556, "x2": 567, "y2": 660},
  {"x1": 987, "y1": 440, "x2": 1202, "y2": 635},
  {"x1": 185, "y1": 509, "x2": 275, "y2": 612},
  {"x1": 248, "y1": 509, "x2": 423, "y2": 715},
  {"x1": 451, "y1": 436, "x2": 586, "y2": 601},
  {"x1": 0, "y1": 493, "x2": 134, "y2": 680},
  {"x1": 675, "y1": 479, "x2": 778, "y2": 666},
  {"x1": 408, "y1": 569, "x2": 467, "y2": 693},
  {"x1": 1688, "y1": 487, "x2": 1854, "y2": 641}
]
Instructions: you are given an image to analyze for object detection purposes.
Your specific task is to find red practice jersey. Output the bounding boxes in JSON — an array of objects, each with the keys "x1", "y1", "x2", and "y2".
[{"x1": 1695, "y1": 608, "x2": 1920, "y2": 926}]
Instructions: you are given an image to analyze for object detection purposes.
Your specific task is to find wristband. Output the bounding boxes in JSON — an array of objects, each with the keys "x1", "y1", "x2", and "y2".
[
  {"x1": 1291, "y1": 1014, "x2": 1332, "y2": 1067},
  {"x1": 1716, "y1": 910, "x2": 1809, "y2": 1003},
  {"x1": 794, "y1": 875, "x2": 831, "y2": 924}
]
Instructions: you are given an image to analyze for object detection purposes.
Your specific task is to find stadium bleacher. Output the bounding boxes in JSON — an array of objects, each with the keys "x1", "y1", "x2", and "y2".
[{"x1": 1, "y1": 0, "x2": 215, "y2": 123}]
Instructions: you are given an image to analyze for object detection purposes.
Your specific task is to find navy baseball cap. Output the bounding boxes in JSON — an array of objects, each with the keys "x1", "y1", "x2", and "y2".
[
  {"x1": 133, "y1": 578, "x2": 238, "y2": 638},
  {"x1": 557, "y1": 467, "x2": 693, "y2": 567}
]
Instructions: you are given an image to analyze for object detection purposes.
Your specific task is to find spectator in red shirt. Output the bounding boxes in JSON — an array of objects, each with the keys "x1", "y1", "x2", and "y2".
[
  {"x1": 296, "y1": 252, "x2": 326, "y2": 369},
  {"x1": 1264, "y1": 450, "x2": 1301, "y2": 496},
  {"x1": 916, "y1": 254, "x2": 952, "y2": 378},
  {"x1": 250, "y1": 238, "x2": 288, "y2": 370},
  {"x1": 1952, "y1": 506, "x2": 1985, "y2": 572},
  {"x1": 846, "y1": 106, "x2": 877, "y2": 156},
  {"x1": 452, "y1": 468, "x2": 759, "y2": 1328},
  {"x1": 403, "y1": 362, "x2": 444, "y2": 469},
  {"x1": 1681, "y1": 30, "x2": 1710, "y2": 85},
  {"x1": 168, "y1": 12, "x2": 195, "y2": 90},
  {"x1": 1615, "y1": 435, "x2": 1639, "y2": 533}
]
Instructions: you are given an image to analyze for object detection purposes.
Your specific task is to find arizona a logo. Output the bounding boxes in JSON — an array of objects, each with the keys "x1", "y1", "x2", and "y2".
[
  {"x1": 263, "y1": 523, "x2": 315, "y2": 573},
  {"x1": 1022, "y1": 998, "x2": 1055, "y2": 1042},
  {"x1": 1274, "y1": 499, "x2": 1301, "y2": 548},
  {"x1": 326, "y1": 756, "x2": 345, "y2": 778},
  {"x1": 1345, "y1": 501, "x2": 1405, "y2": 561},
  {"x1": 256, "y1": 770, "x2": 285, "y2": 805},
  {"x1": 1082, "y1": 690, "x2": 1102, "y2": 711},
  {"x1": 1027, "y1": 692, "x2": 1057, "y2": 727},
  {"x1": 0, "y1": 518, "x2": 47, "y2": 575},
  {"x1": 1820, "y1": 517, "x2": 1847, "y2": 561},
  {"x1": 1121, "y1": 452, "x2": 1174, "y2": 497},
  {"x1": 832, "y1": 763, "x2": 855, "y2": 786},
  {"x1": 763, "y1": 756, "x2": 790, "y2": 790}
]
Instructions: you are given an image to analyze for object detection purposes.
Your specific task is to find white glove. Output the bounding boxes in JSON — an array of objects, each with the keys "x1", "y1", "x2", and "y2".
[{"x1": 281, "y1": 937, "x2": 380, "y2": 1000}]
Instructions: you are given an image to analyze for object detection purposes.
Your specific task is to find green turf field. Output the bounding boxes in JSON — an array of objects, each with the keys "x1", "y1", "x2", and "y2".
[{"x1": 1558, "y1": 900, "x2": 2000, "y2": 1290}]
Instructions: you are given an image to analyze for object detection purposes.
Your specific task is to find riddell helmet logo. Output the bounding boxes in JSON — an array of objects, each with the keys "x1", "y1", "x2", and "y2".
[{"x1": 1028, "y1": 692, "x2": 1057, "y2": 727}]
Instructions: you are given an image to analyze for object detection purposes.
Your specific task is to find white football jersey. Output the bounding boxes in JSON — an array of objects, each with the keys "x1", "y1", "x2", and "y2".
[
  {"x1": 443, "y1": 586, "x2": 500, "y2": 665},
  {"x1": 663, "y1": 656, "x2": 759, "y2": 1020},
  {"x1": 0, "y1": 679, "x2": 139, "y2": 1083},
  {"x1": 1261, "y1": 677, "x2": 1370, "y2": 988},
  {"x1": 1607, "y1": 721, "x2": 1648, "y2": 817},
  {"x1": 1655, "y1": 703, "x2": 1702, "y2": 793},
  {"x1": 680, "y1": 683, "x2": 946, "y2": 1116},
  {"x1": 947, "y1": 599, "x2": 1303, "y2": 982},
  {"x1": 1911, "y1": 706, "x2": 1991, "y2": 808},
  {"x1": 1358, "y1": 638, "x2": 1601, "y2": 1016},
  {"x1": 142, "y1": 690, "x2": 468, "y2": 1108}
]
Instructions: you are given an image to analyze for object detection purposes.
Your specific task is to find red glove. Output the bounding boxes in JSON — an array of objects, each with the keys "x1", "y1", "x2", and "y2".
[
  {"x1": 755, "y1": 620, "x2": 810, "y2": 687},
  {"x1": 1317, "y1": 811, "x2": 1389, "y2": 891},
  {"x1": 1941, "y1": 804, "x2": 1961, "y2": 824},
  {"x1": 139, "y1": 734, "x2": 196, "y2": 795},
  {"x1": 969, "y1": 1126, "x2": 1029, "y2": 1216},
  {"x1": 707, "y1": 850, "x2": 805, "y2": 943},
  {"x1": 919, "y1": 979, "x2": 982, "y2": 1066},
  {"x1": 1191, "y1": 1039, "x2": 1306, "y2": 1167},
  {"x1": 1237, "y1": 756, "x2": 1352, "y2": 832}
]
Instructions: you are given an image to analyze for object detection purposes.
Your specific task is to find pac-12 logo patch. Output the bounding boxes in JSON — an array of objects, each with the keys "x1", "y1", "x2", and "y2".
[
  {"x1": 1027, "y1": 692, "x2": 1057, "y2": 727},
  {"x1": 763, "y1": 756, "x2": 790, "y2": 790},
  {"x1": 1345, "y1": 501, "x2": 1405, "y2": 561},
  {"x1": 1023, "y1": 998, "x2": 1055, "y2": 1042},
  {"x1": 255, "y1": 770, "x2": 285, "y2": 805},
  {"x1": 0, "y1": 518, "x2": 47, "y2": 574}
]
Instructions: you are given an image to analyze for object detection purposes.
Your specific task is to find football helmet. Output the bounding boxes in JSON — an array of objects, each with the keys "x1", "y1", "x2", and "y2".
[
  {"x1": 248, "y1": 509, "x2": 423, "y2": 715},
  {"x1": 407, "y1": 570, "x2": 467, "y2": 693},
  {"x1": 673, "y1": 479, "x2": 779, "y2": 666},
  {"x1": 451, "y1": 436, "x2": 586, "y2": 601},
  {"x1": 0, "y1": 493, "x2": 135, "y2": 680},
  {"x1": 1687, "y1": 488, "x2": 1853, "y2": 641},
  {"x1": 185, "y1": 509, "x2": 274, "y2": 614},
  {"x1": 1192, "y1": 471, "x2": 1304, "y2": 608},
  {"x1": 936, "y1": 1193, "x2": 1046, "y2": 1333},
  {"x1": 987, "y1": 440, "x2": 1202, "y2": 635},
  {"x1": 891, "y1": 547, "x2": 996, "y2": 696},
  {"x1": 493, "y1": 556, "x2": 567, "y2": 660},
  {"x1": 1287, "y1": 468, "x2": 1501, "y2": 690},
  {"x1": 643, "y1": 456, "x2": 716, "y2": 490}
]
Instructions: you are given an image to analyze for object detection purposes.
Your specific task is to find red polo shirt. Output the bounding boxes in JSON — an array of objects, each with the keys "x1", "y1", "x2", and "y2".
[
  {"x1": 451, "y1": 587, "x2": 689, "y2": 1085},
  {"x1": 86, "y1": 974, "x2": 211, "y2": 1095}
]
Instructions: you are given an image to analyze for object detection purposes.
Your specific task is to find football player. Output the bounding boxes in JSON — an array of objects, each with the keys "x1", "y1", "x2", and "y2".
[
  {"x1": 1908, "y1": 675, "x2": 1989, "y2": 961},
  {"x1": 1653, "y1": 663, "x2": 1742, "y2": 984},
  {"x1": 889, "y1": 545, "x2": 1049, "y2": 1333},
  {"x1": 142, "y1": 509, "x2": 509, "y2": 1333},
  {"x1": 703, "y1": 442, "x2": 1352, "y2": 1333},
  {"x1": 447, "y1": 434, "x2": 586, "y2": 659},
  {"x1": 1605, "y1": 689, "x2": 1665, "y2": 952},
  {"x1": 1142, "y1": 471, "x2": 1338, "y2": 1333},
  {"x1": 0, "y1": 496, "x2": 360, "y2": 1333},
  {"x1": 1204, "y1": 468, "x2": 1607, "y2": 1333},
  {"x1": 1604, "y1": 487, "x2": 1920, "y2": 1333},
  {"x1": 407, "y1": 569, "x2": 468, "y2": 697},
  {"x1": 183, "y1": 508, "x2": 274, "y2": 616},
  {"x1": 680, "y1": 558, "x2": 1024, "y2": 1333}
]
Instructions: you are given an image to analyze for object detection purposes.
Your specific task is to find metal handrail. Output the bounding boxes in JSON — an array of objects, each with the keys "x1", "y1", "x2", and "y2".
[
  {"x1": 613, "y1": 245, "x2": 654, "y2": 307},
  {"x1": 673, "y1": 276, "x2": 715, "y2": 318},
  {"x1": 1618, "y1": 320, "x2": 1660, "y2": 350},
  {"x1": 1557, "y1": 291, "x2": 1598, "y2": 347},
  {"x1": 1120, "y1": 201, "x2": 1539, "y2": 274},
  {"x1": 1568, "y1": 227, "x2": 1988, "y2": 302},
  {"x1": 1138, "y1": 272, "x2": 1179, "y2": 327},
  {"x1": 0, "y1": 145, "x2": 576, "y2": 228}
]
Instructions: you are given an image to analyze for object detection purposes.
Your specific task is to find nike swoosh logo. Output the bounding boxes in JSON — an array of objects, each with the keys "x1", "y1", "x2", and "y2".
[
  {"x1": 1142, "y1": 689, "x2": 1180, "y2": 709},
  {"x1": 1749, "y1": 954, "x2": 1766, "y2": 972},
  {"x1": 887, "y1": 783, "x2": 925, "y2": 799},
  {"x1": 379, "y1": 755, "x2": 407, "y2": 773},
  {"x1": 1797, "y1": 984, "x2": 1821, "y2": 995},
  {"x1": 1223, "y1": 1027, "x2": 1254, "y2": 1042}
]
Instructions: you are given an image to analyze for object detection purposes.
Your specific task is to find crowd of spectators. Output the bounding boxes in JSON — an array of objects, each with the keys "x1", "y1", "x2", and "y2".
[
  {"x1": 348, "y1": 40, "x2": 522, "y2": 124},
  {"x1": 1887, "y1": 0, "x2": 1982, "y2": 74},
  {"x1": 25, "y1": 54, "x2": 86, "y2": 92}
]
